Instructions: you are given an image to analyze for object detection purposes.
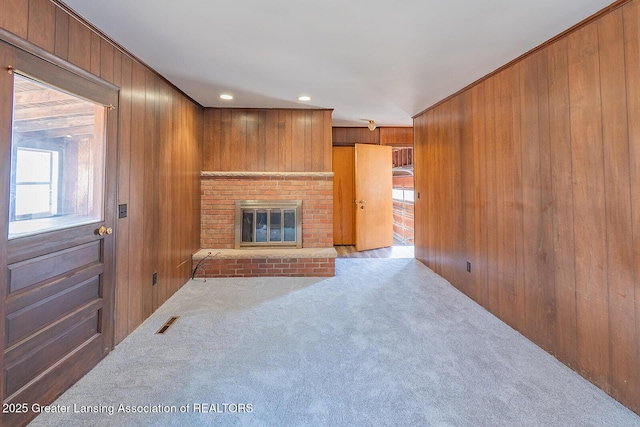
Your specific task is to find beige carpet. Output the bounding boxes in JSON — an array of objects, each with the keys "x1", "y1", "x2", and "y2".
[{"x1": 29, "y1": 258, "x2": 640, "y2": 426}]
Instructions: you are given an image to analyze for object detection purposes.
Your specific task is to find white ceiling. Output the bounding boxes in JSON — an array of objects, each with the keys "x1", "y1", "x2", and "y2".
[{"x1": 61, "y1": 0, "x2": 614, "y2": 127}]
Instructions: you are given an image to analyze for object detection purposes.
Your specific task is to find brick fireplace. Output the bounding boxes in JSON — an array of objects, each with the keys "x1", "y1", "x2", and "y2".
[{"x1": 194, "y1": 171, "x2": 336, "y2": 277}]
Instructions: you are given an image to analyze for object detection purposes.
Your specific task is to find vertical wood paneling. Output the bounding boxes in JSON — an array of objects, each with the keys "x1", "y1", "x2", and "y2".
[
  {"x1": 494, "y1": 68, "x2": 518, "y2": 327},
  {"x1": 567, "y1": 23, "x2": 609, "y2": 389},
  {"x1": 279, "y1": 110, "x2": 292, "y2": 171},
  {"x1": 431, "y1": 105, "x2": 443, "y2": 274},
  {"x1": 53, "y1": 6, "x2": 68, "y2": 60},
  {"x1": 202, "y1": 108, "x2": 332, "y2": 173},
  {"x1": 245, "y1": 110, "x2": 259, "y2": 171},
  {"x1": 332, "y1": 127, "x2": 380, "y2": 145},
  {"x1": 0, "y1": 0, "x2": 29, "y2": 39},
  {"x1": 204, "y1": 109, "x2": 220, "y2": 171},
  {"x1": 414, "y1": 0, "x2": 640, "y2": 416},
  {"x1": 265, "y1": 110, "x2": 279, "y2": 171},
  {"x1": 548, "y1": 37, "x2": 578, "y2": 369},
  {"x1": 231, "y1": 109, "x2": 247, "y2": 170},
  {"x1": 27, "y1": 0, "x2": 55, "y2": 52},
  {"x1": 484, "y1": 78, "x2": 500, "y2": 316},
  {"x1": 292, "y1": 112, "x2": 306, "y2": 172},
  {"x1": 303, "y1": 111, "x2": 312, "y2": 171},
  {"x1": 323, "y1": 110, "x2": 333, "y2": 171},
  {"x1": 471, "y1": 82, "x2": 489, "y2": 307},
  {"x1": 519, "y1": 54, "x2": 541, "y2": 341},
  {"x1": 112, "y1": 50, "x2": 121, "y2": 86},
  {"x1": 90, "y1": 32, "x2": 100, "y2": 76},
  {"x1": 311, "y1": 111, "x2": 324, "y2": 171},
  {"x1": 520, "y1": 51, "x2": 556, "y2": 350},
  {"x1": 511, "y1": 62, "x2": 526, "y2": 332},
  {"x1": 424, "y1": 109, "x2": 437, "y2": 269},
  {"x1": 221, "y1": 109, "x2": 232, "y2": 169},
  {"x1": 623, "y1": 0, "x2": 640, "y2": 407},
  {"x1": 115, "y1": 54, "x2": 132, "y2": 344},
  {"x1": 156, "y1": 82, "x2": 172, "y2": 310},
  {"x1": 128, "y1": 62, "x2": 146, "y2": 332},
  {"x1": 599, "y1": 8, "x2": 635, "y2": 401},
  {"x1": 100, "y1": 39, "x2": 114, "y2": 82},
  {"x1": 257, "y1": 110, "x2": 267, "y2": 171},
  {"x1": 67, "y1": 17, "x2": 90, "y2": 71},
  {"x1": 459, "y1": 90, "x2": 474, "y2": 298},
  {"x1": 535, "y1": 49, "x2": 557, "y2": 352},
  {"x1": 380, "y1": 127, "x2": 413, "y2": 146},
  {"x1": 142, "y1": 72, "x2": 158, "y2": 319},
  {"x1": 447, "y1": 96, "x2": 462, "y2": 288}
]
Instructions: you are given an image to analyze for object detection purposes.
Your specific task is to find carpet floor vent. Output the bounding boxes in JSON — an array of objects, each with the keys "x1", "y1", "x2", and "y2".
[{"x1": 156, "y1": 316, "x2": 180, "y2": 334}]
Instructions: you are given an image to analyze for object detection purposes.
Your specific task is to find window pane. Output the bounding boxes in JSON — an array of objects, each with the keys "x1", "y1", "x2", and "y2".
[
  {"x1": 9, "y1": 74, "x2": 106, "y2": 239},
  {"x1": 404, "y1": 190, "x2": 415, "y2": 203},
  {"x1": 15, "y1": 184, "x2": 51, "y2": 215},
  {"x1": 16, "y1": 149, "x2": 51, "y2": 182}
]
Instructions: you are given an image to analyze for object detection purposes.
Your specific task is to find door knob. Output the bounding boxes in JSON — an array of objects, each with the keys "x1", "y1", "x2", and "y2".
[{"x1": 97, "y1": 225, "x2": 113, "y2": 236}]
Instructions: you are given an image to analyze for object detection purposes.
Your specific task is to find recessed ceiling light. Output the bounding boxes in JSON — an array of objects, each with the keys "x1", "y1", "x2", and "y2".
[
  {"x1": 220, "y1": 94, "x2": 233, "y2": 100},
  {"x1": 298, "y1": 95, "x2": 311, "y2": 102}
]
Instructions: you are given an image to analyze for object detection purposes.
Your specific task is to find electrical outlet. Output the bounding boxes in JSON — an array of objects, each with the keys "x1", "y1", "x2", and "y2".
[
  {"x1": 119, "y1": 204, "x2": 127, "y2": 218},
  {"x1": 466, "y1": 262, "x2": 471, "y2": 273}
]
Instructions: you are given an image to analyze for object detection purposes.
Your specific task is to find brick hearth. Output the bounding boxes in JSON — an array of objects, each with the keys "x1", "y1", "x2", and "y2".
[
  {"x1": 197, "y1": 172, "x2": 335, "y2": 277},
  {"x1": 192, "y1": 248, "x2": 336, "y2": 278}
]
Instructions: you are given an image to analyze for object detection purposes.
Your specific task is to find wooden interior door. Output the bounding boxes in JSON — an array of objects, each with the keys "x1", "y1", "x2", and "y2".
[
  {"x1": 0, "y1": 43, "x2": 118, "y2": 426},
  {"x1": 333, "y1": 146, "x2": 355, "y2": 245},
  {"x1": 355, "y1": 144, "x2": 393, "y2": 251}
]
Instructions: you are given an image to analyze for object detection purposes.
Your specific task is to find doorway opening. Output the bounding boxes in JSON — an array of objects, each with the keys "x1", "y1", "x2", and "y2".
[
  {"x1": 333, "y1": 144, "x2": 414, "y2": 258},
  {"x1": 392, "y1": 147, "x2": 414, "y2": 247}
]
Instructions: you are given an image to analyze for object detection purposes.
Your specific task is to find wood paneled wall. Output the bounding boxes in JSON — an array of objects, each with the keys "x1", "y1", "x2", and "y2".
[
  {"x1": 202, "y1": 108, "x2": 332, "y2": 172},
  {"x1": 332, "y1": 127, "x2": 380, "y2": 145},
  {"x1": 380, "y1": 127, "x2": 413, "y2": 147},
  {"x1": 332, "y1": 126, "x2": 413, "y2": 146},
  {"x1": 0, "y1": 0, "x2": 203, "y2": 345},
  {"x1": 414, "y1": 0, "x2": 639, "y2": 415}
]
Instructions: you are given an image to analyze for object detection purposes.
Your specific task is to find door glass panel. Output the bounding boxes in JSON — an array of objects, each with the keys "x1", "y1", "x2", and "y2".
[{"x1": 9, "y1": 74, "x2": 106, "y2": 239}]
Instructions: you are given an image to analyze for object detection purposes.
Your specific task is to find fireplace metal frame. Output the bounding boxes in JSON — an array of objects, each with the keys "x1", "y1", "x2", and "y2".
[{"x1": 235, "y1": 200, "x2": 303, "y2": 249}]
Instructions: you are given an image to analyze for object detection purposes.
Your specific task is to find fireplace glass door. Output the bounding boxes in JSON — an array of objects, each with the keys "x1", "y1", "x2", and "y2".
[{"x1": 236, "y1": 200, "x2": 302, "y2": 248}]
